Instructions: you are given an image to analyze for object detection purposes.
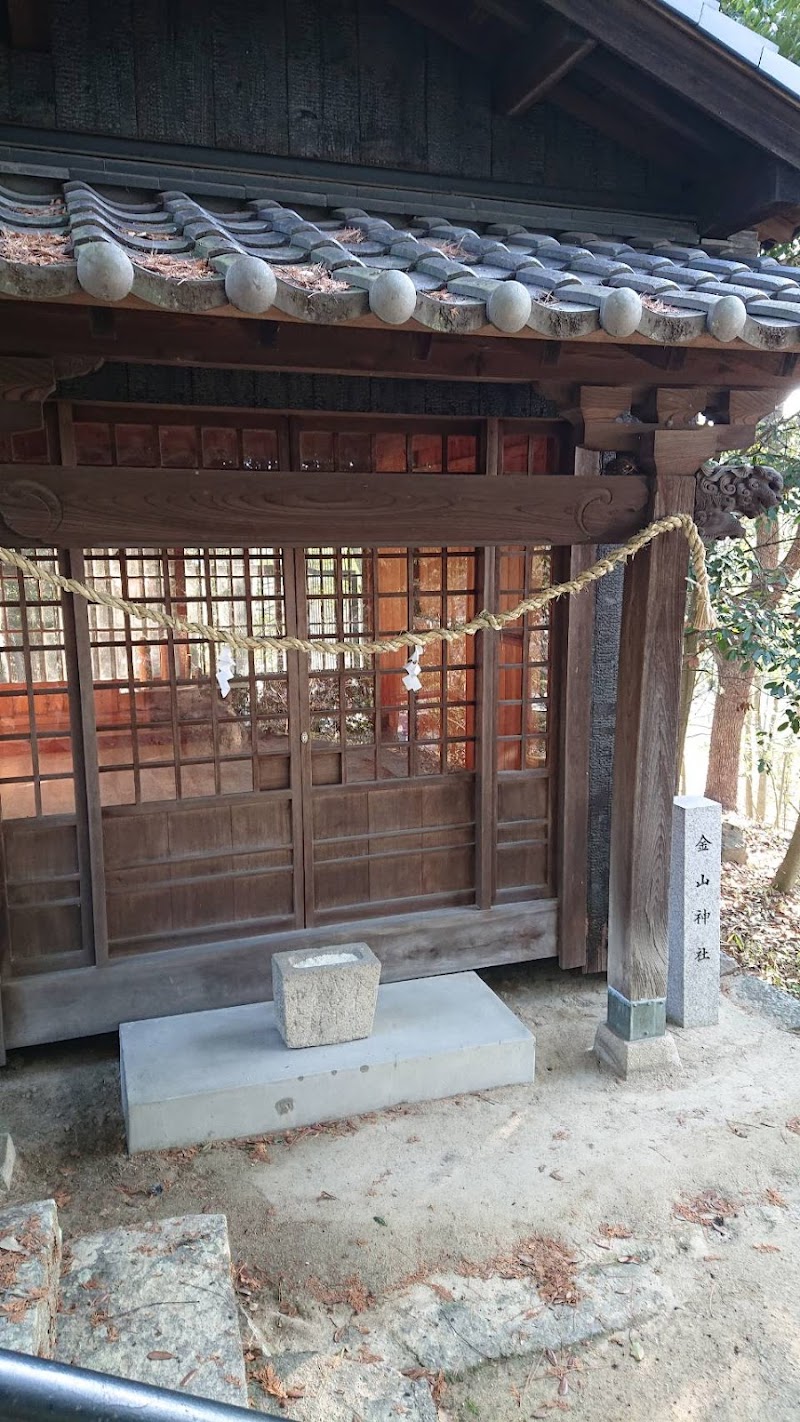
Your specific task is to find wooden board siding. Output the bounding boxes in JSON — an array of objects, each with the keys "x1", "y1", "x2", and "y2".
[
  {"x1": 103, "y1": 793, "x2": 296, "y2": 955},
  {"x1": 0, "y1": 0, "x2": 685, "y2": 214}
]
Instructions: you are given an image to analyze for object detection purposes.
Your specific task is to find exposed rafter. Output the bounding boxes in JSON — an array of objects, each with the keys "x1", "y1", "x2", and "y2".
[
  {"x1": 388, "y1": 0, "x2": 753, "y2": 184},
  {"x1": 536, "y1": 0, "x2": 800, "y2": 168},
  {"x1": 496, "y1": 16, "x2": 595, "y2": 115}
]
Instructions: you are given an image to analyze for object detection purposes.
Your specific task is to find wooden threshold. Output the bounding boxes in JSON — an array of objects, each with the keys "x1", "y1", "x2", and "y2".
[{"x1": 2, "y1": 899, "x2": 557, "y2": 1049}]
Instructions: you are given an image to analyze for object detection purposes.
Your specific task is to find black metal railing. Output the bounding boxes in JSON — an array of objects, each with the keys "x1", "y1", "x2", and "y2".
[{"x1": 0, "y1": 1348, "x2": 282, "y2": 1421}]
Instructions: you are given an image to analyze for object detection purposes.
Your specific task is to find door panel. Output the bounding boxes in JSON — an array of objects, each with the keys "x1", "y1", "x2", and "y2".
[
  {"x1": 311, "y1": 777, "x2": 477, "y2": 921},
  {"x1": 0, "y1": 427, "x2": 87, "y2": 975},
  {"x1": 81, "y1": 545, "x2": 299, "y2": 954}
]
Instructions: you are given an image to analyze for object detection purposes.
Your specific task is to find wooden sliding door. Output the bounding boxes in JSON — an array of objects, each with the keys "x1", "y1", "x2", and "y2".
[
  {"x1": 0, "y1": 405, "x2": 572, "y2": 1047},
  {"x1": 298, "y1": 544, "x2": 480, "y2": 924}
]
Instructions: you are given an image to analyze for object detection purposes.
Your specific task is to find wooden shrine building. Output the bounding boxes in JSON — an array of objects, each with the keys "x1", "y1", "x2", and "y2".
[{"x1": 1, "y1": 0, "x2": 800, "y2": 1062}]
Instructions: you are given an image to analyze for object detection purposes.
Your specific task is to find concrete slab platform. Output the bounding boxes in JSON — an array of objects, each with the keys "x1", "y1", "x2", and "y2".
[{"x1": 120, "y1": 971, "x2": 534, "y2": 1153}]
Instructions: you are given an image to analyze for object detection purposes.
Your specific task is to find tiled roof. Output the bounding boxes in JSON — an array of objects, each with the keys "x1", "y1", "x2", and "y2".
[
  {"x1": 659, "y1": 0, "x2": 800, "y2": 101},
  {"x1": 2, "y1": 178, "x2": 800, "y2": 349}
]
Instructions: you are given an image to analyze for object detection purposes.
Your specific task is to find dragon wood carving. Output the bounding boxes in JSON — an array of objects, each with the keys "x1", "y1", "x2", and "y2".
[
  {"x1": 694, "y1": 460, "x2": 784, "y2": 540},
  {"x1": 604, "y1": 452, "x2": 783, "y2": 541}
]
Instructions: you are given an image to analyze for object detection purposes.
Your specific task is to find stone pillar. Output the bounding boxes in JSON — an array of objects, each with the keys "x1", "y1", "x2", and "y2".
[{"x1": 667, "y1": 796, "x2": 721, "y2": 1028}]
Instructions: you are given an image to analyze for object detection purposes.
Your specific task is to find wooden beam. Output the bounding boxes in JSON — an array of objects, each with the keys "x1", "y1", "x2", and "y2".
[
  {"x1": 655, "y1": 388, "x2": 710, "y2": 426},
  {"x1": 476, "y1": 419, "x2": 500, "y2": 910},
  {"x1": 728, "y1": 388, "x2": 783, "y2": 425},
  {"x1": 1, "y1": 302, "x2": 797, "y2": 391},
  {"x1": 0, "y1": 467, "x2": 652, "y2": 548},
  {"x1": 607, "y1": 470, "x2": 697, "y2": 1014},
  {"x1": 497, "y1": 20, "x2": 596, "y2": 117},
  {"x1": 2, "y1": 900, "x2": 557, "y2": 1048},
  {"x1": 698, "y1": 156, "x2": 800, "y2": 239},
  {"x1": 59, "y1": 549, "x2": 110, "y2": 967},
  {"x1": 557, "y1": 446, "x2": 596, "y2": 968},
  {"x1": 537, "y1": 0, "x2": 800, "y2": 170},
  {"x1": 0, "y1": 354, "x2": 101, "y2": 434}
]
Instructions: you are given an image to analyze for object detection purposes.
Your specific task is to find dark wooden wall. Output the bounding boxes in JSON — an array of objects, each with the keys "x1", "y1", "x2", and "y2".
[
  {"x1": 58, "y1": 365, "x2": 560, "y2": 419},
  {"x1": 0, "y1": 0, "x2": 688, "y2": 214}
]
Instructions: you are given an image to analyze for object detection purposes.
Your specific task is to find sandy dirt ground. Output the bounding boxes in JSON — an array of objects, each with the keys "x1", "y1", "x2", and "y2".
[{"x1": 1, "y1": 961, "x2": 799, "y2": 1421}]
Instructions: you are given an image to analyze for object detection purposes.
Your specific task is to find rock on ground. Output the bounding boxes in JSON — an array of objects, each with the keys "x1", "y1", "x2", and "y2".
[
  {"x1": 0, "y1": 1198, "x2": 61, "y2": 1358},
  {"x1": 255, "y1": 1255, "x2": 673, "y2": 1418},
  {"x1": 0, "y1": 1133, "x2": 15, "y2": 1192},
  {"x1": 727, "y1": 973, "x2": 800, "y2": 1030},
  {"x1": 56, "y1": 1213, "x2": 246, "y2": 1406},
  {"x1": 266, "y1": 1352, "x2": 438, "y2": 1422}
]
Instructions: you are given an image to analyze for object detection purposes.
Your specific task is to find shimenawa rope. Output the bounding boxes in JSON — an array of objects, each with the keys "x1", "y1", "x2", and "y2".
[{"x1": 0, "y1": 514, "x2": 714, "y2": 657}]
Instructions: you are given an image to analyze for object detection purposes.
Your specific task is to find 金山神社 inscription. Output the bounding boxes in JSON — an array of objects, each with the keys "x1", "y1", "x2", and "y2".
[{"x1": 667, "y1": 797, "x2": 722, "y2": 1029}]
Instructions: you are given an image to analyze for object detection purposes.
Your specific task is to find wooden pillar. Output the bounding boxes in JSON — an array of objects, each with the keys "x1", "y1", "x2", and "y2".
[
  {"x1": 57, "y1": 406, "x2": 109, "y2": 966},
  {"x1": 557, "y1": 447, "x2": 597, "y2": 968},
  {"x1": 597, "y1": 462, "x2": 697, "y2": 1068}
]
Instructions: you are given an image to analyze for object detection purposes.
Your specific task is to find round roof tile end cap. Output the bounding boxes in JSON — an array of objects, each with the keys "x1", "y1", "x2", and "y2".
[
  {"x1": 707, "y1": 293, "x2": 747, "y2": 343},
  {"x1": 76, "y1": 240, "x2": 134, "y2": 303},
  {"x1": 487, "y1": 280, "x2": 532, "y2": 334},
  {"x1": 369, "y1": 268, "x2": 417, "y2": 325},
  {"x1": 599, "y1": 286, "x2": 642, "y2": 339},
  {"x1": 224, "y1": 254, "x2": 277, "y2": 315}
]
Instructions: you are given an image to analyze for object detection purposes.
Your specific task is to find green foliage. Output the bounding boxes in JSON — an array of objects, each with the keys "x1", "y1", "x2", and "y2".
[
  {"x1": 720, "y1": 1, "x2": 800, "y2": 61},
  {"x1": 700, "y1": 413, "x2": 800, "y2": 735}
]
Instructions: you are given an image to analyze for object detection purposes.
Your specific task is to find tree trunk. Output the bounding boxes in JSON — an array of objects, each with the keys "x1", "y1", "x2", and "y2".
[
  {"x1": 756, "y1": 689, "x2": 772, "y2": 823},
  {"x1": 705, "y1": 655, "x2": 755, "y2": 811},
  {"x1": 744, "y1": 703, "x2": 755, "y2": 820},
  {"x1": 776, "y1": 751, "x2": 790, "y2": 830},
  {"x1": 676, "y1": 601, "x2": 700, "y2": 791},
  {"x1": 773, "y1": 806, "x2": 800, "y2": 893},
  {"x1": 679, "y1": 631, "x2": 699, "y2": 790}
]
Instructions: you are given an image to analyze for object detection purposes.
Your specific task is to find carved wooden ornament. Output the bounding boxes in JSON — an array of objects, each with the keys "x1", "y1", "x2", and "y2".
[{"x1": 694, "y1": 461, "x2": 783, "y2": 540}]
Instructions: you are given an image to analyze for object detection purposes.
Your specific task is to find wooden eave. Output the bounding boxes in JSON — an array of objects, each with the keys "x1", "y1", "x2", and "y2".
[{"x1": 4, "y1": 297, "x2": 800, "y2": 379}]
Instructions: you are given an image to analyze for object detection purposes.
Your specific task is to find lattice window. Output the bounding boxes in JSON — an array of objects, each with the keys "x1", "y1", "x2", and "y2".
[
  {"x1": 496, "y1": 547, "x2": 552, "y2": 771},
  {"x1": 305, "y1": 546, "x2": 478, "y2": 782},
  {"x1": 0, "y1": 548, "x2": 74, "y2": 818},
  {"x1": 85, "y1": 548, "x2": 286, "y2": 806}
]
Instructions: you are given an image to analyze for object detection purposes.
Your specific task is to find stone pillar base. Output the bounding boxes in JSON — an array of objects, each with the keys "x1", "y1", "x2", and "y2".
[{"x1": 594, "y1": 1022, "x2": 682, "y2": 1080}]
